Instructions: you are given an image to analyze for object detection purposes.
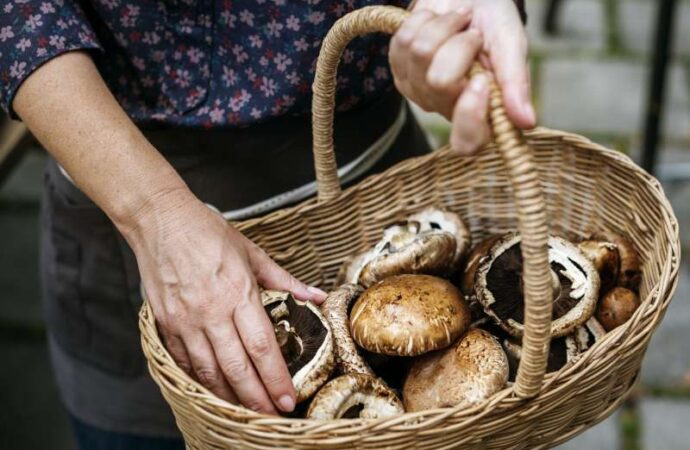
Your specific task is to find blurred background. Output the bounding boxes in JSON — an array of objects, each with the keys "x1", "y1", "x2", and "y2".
[{"x1": 1, "y1": 0, "x2": 688, "y2": 449}]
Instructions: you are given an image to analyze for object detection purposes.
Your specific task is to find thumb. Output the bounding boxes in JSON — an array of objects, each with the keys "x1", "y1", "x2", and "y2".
[{"x1": 248, "y1": 246, "x2": 328, "y2": 304}]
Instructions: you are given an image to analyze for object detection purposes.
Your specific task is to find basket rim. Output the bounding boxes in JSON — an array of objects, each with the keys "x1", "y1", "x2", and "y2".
[
  {"x1": 233, "y1": 127, "x2": 677, "y2": 233},
  {"x1": 139, "y1": 127, "x2": 682, "y2": 430}
]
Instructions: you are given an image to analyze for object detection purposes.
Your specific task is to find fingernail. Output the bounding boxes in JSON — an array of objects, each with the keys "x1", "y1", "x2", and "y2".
[
  {"x1": 469, "y1": 74, "x2": 488, "y2": 92},
  {"x1": 278, "y1": 395, "x2": 295, "y2": 412},
  {"x1": 307, "y1": 286, "x2": 328, "y2": 298},
  {"x1": 455, "y1": 6, "x2": 470, "y2": 16}
]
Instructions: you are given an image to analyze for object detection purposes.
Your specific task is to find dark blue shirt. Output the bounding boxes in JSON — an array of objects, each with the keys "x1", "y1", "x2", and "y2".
[{"x1": 0, "y1": 0, "x2": 408, "y2": 127}]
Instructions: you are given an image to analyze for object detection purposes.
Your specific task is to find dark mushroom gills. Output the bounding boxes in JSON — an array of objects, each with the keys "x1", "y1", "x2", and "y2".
[
  {"x1": 306, "y1": 373, "x2": 404, "y2": 420},
  {"x1": 261, "y1": 290, "x2": 335, "y2": 402},
  {"x1": 476, "y1": 233, "x2": 600, "y2": 338}
]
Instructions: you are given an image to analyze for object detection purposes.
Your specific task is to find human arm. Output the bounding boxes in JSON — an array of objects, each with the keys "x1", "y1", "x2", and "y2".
[{"x1": 11, "y1": 50, "x2": 326, "y2": 414}]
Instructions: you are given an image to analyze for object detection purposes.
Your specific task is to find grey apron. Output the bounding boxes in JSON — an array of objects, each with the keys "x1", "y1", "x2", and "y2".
[{"x1": 40, "y1": 91, "x2": 432, "y2": 437}]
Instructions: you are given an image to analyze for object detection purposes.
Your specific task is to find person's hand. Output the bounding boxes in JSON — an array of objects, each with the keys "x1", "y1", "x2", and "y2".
[
  {"x1": 123, "y1": 190, "x2": 327, "y2": 414},
  {"x1": 390, "y1": 0, "x2": 535, "y2": 154}
]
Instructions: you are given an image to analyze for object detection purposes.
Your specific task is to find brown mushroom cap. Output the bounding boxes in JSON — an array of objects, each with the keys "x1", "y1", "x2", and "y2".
[
  {"x1": 306, "y1": 373, "x2": 404, "y2": 420},
  {"x1": 261, "y1": 290, "x2": 335, "y2": 402},
  {"x1": 350, "y1": 274, "x2": 471, "y2": 356},
  {"x1": 403, "y1": 328, "x2": 508, "y2": 412},
  {"x1": 357, "y1": 221, "x2": 458, "y2": 288},
  {"x1": 336, "y1": 208, "x2": 470, "y2": 288},
  {"x1": 592, "y1": 232, "x2": 642, "y2": 292},
  {"x1": 578, "y1": 240, "x2": 620, "y2": 294},
  {"x1": 476, "y1": 233, "x2": 600, "y2": 339},
  {"x1": 596, "y1": 287, "x2": 641, "y2": 331},
  {"x1": 407, "y1": 206, "x2": 471, "y2": 268}
]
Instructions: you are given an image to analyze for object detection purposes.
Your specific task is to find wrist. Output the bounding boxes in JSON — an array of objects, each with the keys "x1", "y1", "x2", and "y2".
[{"x1": 110, "y1": 180, "x2": 198, "y2": 241}]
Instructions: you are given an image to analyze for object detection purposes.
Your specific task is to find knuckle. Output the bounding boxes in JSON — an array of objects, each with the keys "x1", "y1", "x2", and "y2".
[
  {"x1": 466, "y1": 31, "x2": 483, "y2": 46},
  {"x1": 165, "y1": 302, "x2": 186, "y2": 324},
  {"x1": 262, "y1": 371, "x2": 290, "y2": 391},
  {"x1": 177, "y1": 361, "x2": 193, "y2": 374},
  {"x1": 410, "y1": 40, "x2": 433, "y2": 60},
  {"x1": 195, "y1": 367, "x2": 221, "y2": 388},
  {"x1": 246, "y1": 332, "x2": 273, "y2": 358},
  {"x1": 220, "y1": 358, "x2": 250, "y2": 384}
]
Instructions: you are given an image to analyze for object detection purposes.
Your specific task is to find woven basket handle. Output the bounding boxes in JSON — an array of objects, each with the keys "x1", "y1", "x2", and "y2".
[{"x1": 312, "y1": 5, "x2": 552, "y2": 399}]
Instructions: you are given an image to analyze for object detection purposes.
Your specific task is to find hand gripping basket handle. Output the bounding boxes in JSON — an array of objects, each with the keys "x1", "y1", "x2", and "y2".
[{"x1": 312, "y1": 5, "x2": 553, "y2": 399}]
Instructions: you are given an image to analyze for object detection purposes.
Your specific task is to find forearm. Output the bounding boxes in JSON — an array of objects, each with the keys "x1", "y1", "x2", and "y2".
[{"x1": 12, "y1": 51, "x2": 191, "y2": 233}]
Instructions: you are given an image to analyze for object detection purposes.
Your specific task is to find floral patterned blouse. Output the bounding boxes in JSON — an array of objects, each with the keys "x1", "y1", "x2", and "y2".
[{"x1": 0, "y1": 1, "x2": 524, "y2": 128}]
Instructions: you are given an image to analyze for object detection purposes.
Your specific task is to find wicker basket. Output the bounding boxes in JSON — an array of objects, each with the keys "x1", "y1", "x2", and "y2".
[{"x1": 139, "y1": 6, "x2": 681, "y2": 449}]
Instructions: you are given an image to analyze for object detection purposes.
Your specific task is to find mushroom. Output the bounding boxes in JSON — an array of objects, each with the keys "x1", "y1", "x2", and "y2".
[
  {"x1": 501, "y1": 318, "x2": 607, "y2": 380},
  {"x1": 336, "y1": 207, "x2": 470, "y2": 288},
  {"x1": 578, "y1": 240, "x2": 620, "y2": 294},
  {"x1": 261, "y1": 290, "x2": 335, "y2": 402},
  {"x1": 350, "y1": 274, "x2": 471, "y2": 356},
  {"x1": 461, "y1": 235, "x2": 502, "y2": 301},
  {"x1": 591, "y1": 232, "x2": 642, "y2": 292},
  {"x1": 321, "y1": 283, "x2": 375, "y2": 376},
  {"x1": 402, "y1": 328, "x2": 509, "y2": 412},
  {"x1": 333, "y1": 252, "x2": 369, "y2": 288},
  {"x1": 306, "y1": 373, "x2": 404, "y2": 420},
  {"x1": 323, "y1": 283, "x2": 411, "y2": 390},
  {"x1": 596, "y1": 286, "x2": 641, "y2": 331},
  {"x1": 476, "y1": 233, "x2": 600, "y2": 339},
  {"x1": 407, "y1": 206, "x2": 471, "y2": 269}
]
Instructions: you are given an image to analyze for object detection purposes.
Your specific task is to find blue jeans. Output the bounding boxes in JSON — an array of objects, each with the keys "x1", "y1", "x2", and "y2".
[{"x1": 70, "y1": 416, "x2": 185, "y2": 450}]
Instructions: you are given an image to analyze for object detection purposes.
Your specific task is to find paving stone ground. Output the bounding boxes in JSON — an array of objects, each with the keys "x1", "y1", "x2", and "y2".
[
  {"x1": 640, "y1": 399, "x2": 690, "y2": 450},
  {"x1": 540, "y1": 59, "x2": 690, "y2": 138},
  {"x1": 620, "y1": 0, "x2": 690, "y2": 56},
  {"x1": 554, "y1": 413, "x2": 621, "y2": 450},
  {"x1": 526, "y1": 0, "x2": 606, "y2": 54},
  {"x1": 640, "y1": 259, "x2": 690, "y2": 387}
]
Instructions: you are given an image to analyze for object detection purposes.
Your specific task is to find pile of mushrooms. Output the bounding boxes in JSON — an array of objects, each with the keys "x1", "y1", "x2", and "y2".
[{"x1": 254, "y1": 206, "x2": 643, "y2": 419}]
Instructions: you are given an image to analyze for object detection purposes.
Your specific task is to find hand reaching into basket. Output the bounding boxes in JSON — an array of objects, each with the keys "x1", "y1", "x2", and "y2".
[
  {"x1": 128, "y1": 192, "x2": 327, "y2": 414},
  {"x1": 390, "y1": 0, "x2": 535, "y2": 154}
]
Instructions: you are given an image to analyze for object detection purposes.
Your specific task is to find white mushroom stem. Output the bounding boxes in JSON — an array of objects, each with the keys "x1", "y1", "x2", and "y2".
[
  {"x1": 306, "y1": 373, "x2": 404, "y2": 420},
  {"x1": 321, "y1": 284, "x2": 375, "y2": 376}
]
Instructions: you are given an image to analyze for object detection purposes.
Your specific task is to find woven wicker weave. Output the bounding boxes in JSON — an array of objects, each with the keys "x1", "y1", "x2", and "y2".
[{"x1": 139, "y1": 6, "x2": 681, "y2": 449}]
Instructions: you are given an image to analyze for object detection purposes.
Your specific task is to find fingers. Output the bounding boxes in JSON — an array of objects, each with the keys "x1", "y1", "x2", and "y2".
[
  {"x1": 248, "y1": 244, "x2": 327, "y2": 304},
  {"x1": 390, "y1": 9, "x2": 436, "y2": 83},
  {"x1": 488, "y1": 28, "x2": 535, "y2": 129},
  {"x1": 205, "y1": 322, "x2": 279, "y2": 414},
  {"x1": 407, "y1": 9, "x2": 471, "y2": 70},
  {"x1": 427, "y1": 29, "x2": 482, "y2": 94},
  {"x1": 184, "y1": 331, "x2": 239, "y2": 405},
  {"x1": 161, "y1": 331, "x2": 193, "y2": 375},
  {"x1": 450, "y1": 73, "x2": 491, "y2": 155},
  {"x1": 232, "y1": 282, "x2": 298, "y2": 413},
  {"x1": 391, "y1": 8, "x2": 478, "y2": 118}
]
